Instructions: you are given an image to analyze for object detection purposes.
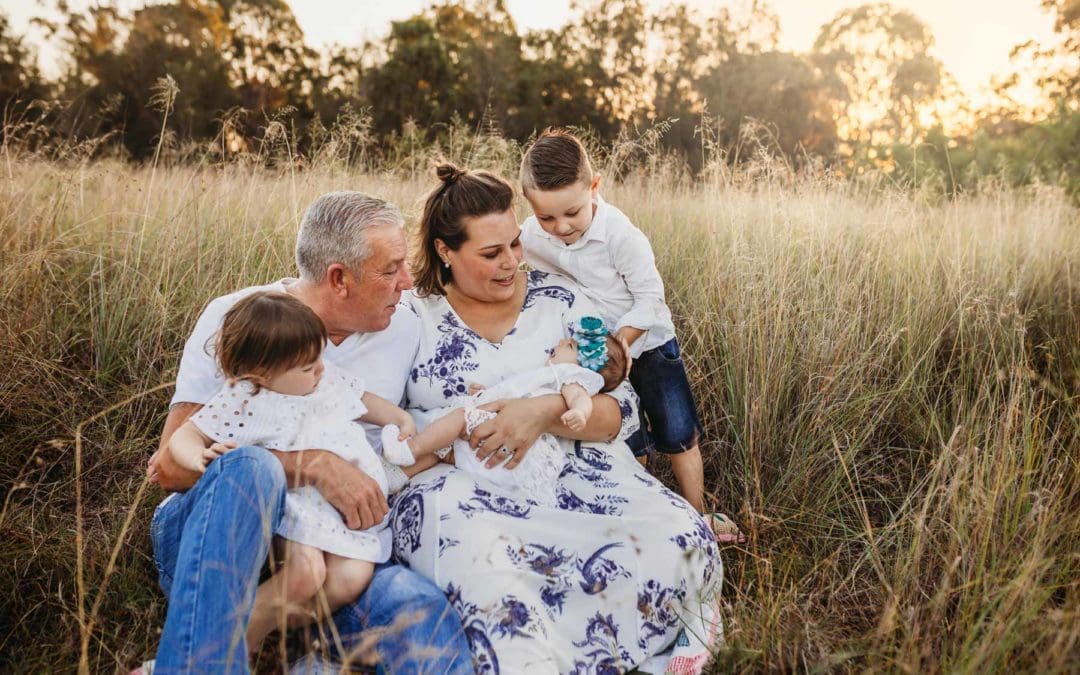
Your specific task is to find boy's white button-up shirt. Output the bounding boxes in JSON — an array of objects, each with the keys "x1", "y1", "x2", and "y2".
[{"x1": 521, "y1": 195, "x2": 675, "y2": 358}]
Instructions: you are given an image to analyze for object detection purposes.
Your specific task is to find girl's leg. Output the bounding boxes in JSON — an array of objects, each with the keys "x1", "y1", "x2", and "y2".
[
  {"x1": 382, "y1": 408, "x2": 466, "y2": 465},
  {"x1": 246, "y1": 540, "x2": 326, "y2": 650},
  {"x1": 321, "y1": 555, "x2": 375, "y2": 614}
]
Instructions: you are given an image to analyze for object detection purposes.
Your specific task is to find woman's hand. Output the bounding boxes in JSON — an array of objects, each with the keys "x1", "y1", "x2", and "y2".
[{"x1": 469, "y1": 395, "x2": 564, "y2": 470}]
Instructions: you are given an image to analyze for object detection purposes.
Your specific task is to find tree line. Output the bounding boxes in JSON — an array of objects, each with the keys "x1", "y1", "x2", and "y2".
[{"x1": 1, "y1": 0, "x2": 1077, "y2": 196}]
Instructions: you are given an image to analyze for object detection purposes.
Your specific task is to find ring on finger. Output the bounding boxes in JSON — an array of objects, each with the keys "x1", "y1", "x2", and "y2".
[{"x1": 498, "y1": 446, "x2": 513, "y2": 456}]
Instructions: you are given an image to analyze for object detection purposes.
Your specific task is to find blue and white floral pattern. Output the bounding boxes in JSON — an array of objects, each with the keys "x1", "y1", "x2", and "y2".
[{"x1": 393, "y1": 273, "x2": 721, "y2": 673}]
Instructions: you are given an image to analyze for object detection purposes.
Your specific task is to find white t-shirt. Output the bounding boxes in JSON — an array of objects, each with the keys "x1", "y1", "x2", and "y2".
[
  {"x1": 171, "y1": 279, "x2": 420, "y2": 453},
  {"x1": 521, "y1": 194, "x2": 676, "y2": 357}
]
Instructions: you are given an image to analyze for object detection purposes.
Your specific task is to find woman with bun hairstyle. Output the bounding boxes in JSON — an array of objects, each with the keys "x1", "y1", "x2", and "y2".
[{"x1": 388, "y1": 162, "x2": 723, "y2": 673}]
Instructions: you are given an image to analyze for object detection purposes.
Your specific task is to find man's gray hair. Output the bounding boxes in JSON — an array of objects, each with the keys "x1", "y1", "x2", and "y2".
[{"x1": 296, "y1": 191, "x2": 405, "y2": 282}]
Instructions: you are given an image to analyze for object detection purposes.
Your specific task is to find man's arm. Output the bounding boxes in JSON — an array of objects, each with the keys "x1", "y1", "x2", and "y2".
[
  {"x1": 150, "y1": 402, "x2": 389, "y2": 529},
  {"x1": 148, "y1": 403, "x2": 204, "y2": 491},
  {"x1": 270, "y1": 449, "x2": 388, "y2": 529}
]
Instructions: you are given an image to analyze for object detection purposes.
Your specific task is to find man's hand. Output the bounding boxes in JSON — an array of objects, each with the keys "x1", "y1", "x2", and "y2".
[
  {"x1": 470, "y1": 395, "x2": 563, "y2": 470},
  {"x1": 296, "y1": 451, "x2": 389, "y2": 530}
]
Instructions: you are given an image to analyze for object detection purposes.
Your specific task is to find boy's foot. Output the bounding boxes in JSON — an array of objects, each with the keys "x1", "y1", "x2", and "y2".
[
  {"x1": 380, "y1": 425, "x2": 416, "y2": 466},
  {"x1": 708, "y1": 512, "x2": 746, "y2": 544}
]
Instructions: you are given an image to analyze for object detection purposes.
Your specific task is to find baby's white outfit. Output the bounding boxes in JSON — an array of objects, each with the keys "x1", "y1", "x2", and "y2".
[
  {"x1": 451, "y1": 362, "x2": 604, "y2": 506},
  {"x1": 189, "y1": 363, "x2": 391, "y2": 562}
]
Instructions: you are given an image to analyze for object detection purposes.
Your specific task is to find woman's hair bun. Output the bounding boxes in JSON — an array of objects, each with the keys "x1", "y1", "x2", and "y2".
[{"x1": 435, "y1": 162, "x2": 467, "y2": 184}]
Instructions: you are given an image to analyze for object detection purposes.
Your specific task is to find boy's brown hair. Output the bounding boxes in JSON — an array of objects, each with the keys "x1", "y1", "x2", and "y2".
[
  {"x1": 214, "y1": 291, "x2": 327, "y2": 391},
  {"x1": 520, "y1": 129, "x2": 594, "y2": 193},
  {"x1": 596, "y1": 334, "x2": 627, "y2": 393}
]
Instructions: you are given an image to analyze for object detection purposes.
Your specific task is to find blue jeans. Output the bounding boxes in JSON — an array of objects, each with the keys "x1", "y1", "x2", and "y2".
[
  {"x1": 626, "y1": 338, "x2": 703, "y2": 457},
  {"x1": 151, "y1": 446, "x2": 472, "y2": 674}
]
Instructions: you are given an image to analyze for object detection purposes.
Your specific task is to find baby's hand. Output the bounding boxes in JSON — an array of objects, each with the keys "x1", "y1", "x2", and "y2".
[
  {"x1": 201, "y1": 441, "x2": 238, "y2": 470},
  {"x1": 467, "y1": 382, "x2": 486, "y2": 396},
  {"x1": 561, "y1": 409, "x2": 588, "y2": 432}
]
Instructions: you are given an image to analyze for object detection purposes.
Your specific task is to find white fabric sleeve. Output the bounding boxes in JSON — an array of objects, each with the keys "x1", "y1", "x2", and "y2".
[
  {"x1": 328, "y1": 365, "x2": 369, "y2": 420},
  {"x1": 171, "y1": 297, "x2": 231, "y2": 406},
  {"x1": 549, "y1": 363, "x2": 605, "y2": 397},
  {"x1": 188, "y1": 385, "x2": 298, "y2": 449},
  {"x1": 609, "y1": 225, "x2": 673, "y2": 335}
]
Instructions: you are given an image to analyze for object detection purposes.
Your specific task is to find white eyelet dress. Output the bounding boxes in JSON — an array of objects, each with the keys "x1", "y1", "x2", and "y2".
[{"x1": 189, "y1": 364, "x2": 392, "y2": 562}]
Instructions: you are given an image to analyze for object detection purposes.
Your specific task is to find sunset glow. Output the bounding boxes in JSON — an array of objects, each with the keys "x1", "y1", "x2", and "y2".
[{"x1": 3, "y1": 0, "x2": 1061, "y2": 117}]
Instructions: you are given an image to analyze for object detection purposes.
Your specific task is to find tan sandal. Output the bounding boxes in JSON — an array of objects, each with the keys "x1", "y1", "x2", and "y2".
[{"x1": 708, "y1": 512, "x2": 745, "y2": 544}]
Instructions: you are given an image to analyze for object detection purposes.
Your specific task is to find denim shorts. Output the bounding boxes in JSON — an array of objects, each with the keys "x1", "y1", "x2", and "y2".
[{"x1": 626, "y1": 337, "x2": 703, "y2": 456}]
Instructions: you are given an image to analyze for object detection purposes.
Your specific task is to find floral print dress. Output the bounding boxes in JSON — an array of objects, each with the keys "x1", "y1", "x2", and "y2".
[{"x1": 390, "y1": 271, "x2": 722, "y2": 674}]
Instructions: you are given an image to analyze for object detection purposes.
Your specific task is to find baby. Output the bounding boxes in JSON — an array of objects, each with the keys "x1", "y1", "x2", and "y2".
[
  {"x1": 168, "y1": 291, "x2": 416, "y2": 649},
  {"x1": 380, "y1": 317, "x2": 625, "y2": 506}
]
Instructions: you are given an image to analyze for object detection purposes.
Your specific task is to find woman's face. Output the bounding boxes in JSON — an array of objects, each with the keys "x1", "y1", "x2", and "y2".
[{"x1": 441, "y1": 209, "x2": 523, "y2": 303}]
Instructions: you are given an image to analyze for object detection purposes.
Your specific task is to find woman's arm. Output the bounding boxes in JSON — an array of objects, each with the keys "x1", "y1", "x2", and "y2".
[{"x1": 469, "y1": 391, "x2": 622, "y2": 470}]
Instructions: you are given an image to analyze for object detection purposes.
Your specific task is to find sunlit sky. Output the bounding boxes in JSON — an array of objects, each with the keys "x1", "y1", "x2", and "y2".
[{"x1": 5, "y1": 0, "x2": 1060, "y2": 109}]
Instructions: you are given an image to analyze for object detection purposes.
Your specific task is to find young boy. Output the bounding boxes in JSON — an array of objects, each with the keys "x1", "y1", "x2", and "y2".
[{"x1": 518, "y1": 130, "x2": 742, "y2": 542}]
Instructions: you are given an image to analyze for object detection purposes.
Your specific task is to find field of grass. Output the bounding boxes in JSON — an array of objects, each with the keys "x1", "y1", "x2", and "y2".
[{"x1": 1, "y1": 156, "x2": 1078, "y2": 672}]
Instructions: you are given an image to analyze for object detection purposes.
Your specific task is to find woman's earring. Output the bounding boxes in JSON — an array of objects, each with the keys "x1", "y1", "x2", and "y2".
[{"x1": 443, "y1": 259, "x2": 450, "y2": 269}]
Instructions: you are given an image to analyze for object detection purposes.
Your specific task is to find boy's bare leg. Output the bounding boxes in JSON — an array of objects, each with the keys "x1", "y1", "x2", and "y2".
[
  {"x1": 559, "y1": 383, "x2": 593, "y2": 431},
  {"x1": 246, "y1": 540, "x2": 326, "y2": 650},
  {"x1": 668, "y1": 443, "x2": 705, "y2": 513}
]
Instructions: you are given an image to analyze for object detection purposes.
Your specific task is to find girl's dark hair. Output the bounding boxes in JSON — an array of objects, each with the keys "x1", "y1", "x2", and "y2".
[
  {"x1": 520, "y1": 129, "x2": 594, "y2": 192},
  {"x1": 215, "y1": 291, "x2": 327, "y2": 392},
  {"x1": 596, "y1": 335, "x2": 627, "y2": 393},
  {"x1": 412, "y1": 160, "x2": 515, "y2": 297}
]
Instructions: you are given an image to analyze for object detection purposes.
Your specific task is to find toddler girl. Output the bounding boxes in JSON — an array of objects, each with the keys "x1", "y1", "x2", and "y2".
[
  {"x1": 168, "y1": 291, "x2": 416, "y2": 649},
  {"x1": 381, "y1": 317, "x2": 625, "y2": 506},
  {"x1": 519, "y1": 129, "x2": 743, "y2": 542}
]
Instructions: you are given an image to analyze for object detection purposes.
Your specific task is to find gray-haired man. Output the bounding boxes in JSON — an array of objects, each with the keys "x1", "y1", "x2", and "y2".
[{"x1": 145, "y1": 192, "x2": 471, "y2": 673}]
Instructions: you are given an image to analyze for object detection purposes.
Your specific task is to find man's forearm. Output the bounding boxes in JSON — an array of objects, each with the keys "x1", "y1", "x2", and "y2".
[{"x1": 152, "y1": 402, "x2": 205, "y2": 491}]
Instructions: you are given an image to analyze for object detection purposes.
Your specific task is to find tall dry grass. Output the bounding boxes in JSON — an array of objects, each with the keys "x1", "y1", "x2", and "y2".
[{"x1": 0, "y1": 154, "x2": 1077, "y2": 672}]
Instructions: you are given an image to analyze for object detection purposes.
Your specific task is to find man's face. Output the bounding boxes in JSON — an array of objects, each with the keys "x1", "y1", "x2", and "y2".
[{"x1": 344, "y1": 223, "x2": 413, "y2": 332}]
